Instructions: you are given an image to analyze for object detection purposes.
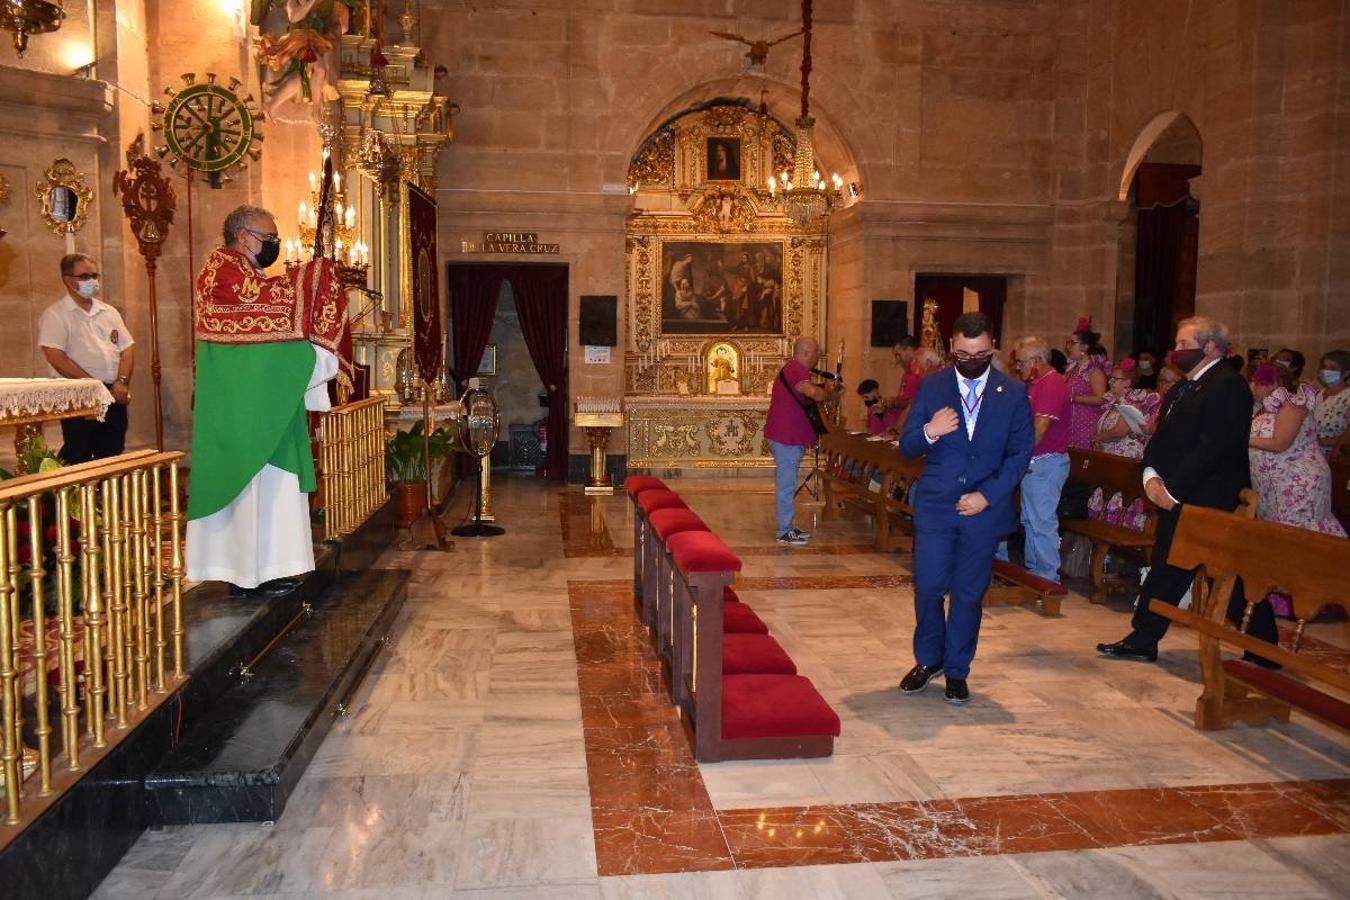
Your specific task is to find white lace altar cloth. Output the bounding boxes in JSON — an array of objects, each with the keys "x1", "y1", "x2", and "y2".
[{"x1": 0, "y1": 378, "x2": 114, "y2": 424}]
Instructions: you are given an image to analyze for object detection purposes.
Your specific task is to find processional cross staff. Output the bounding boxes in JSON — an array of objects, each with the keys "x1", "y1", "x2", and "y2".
[{"x1": 113, "y1": 135, "x2": 177, "y2": 451}]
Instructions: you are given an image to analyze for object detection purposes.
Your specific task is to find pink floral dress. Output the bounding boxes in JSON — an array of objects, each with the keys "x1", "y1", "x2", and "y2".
[
  {"x1": 1249, "y1": 384, "x2": 1346, "y2": 537},
  {"x1": 1066, "y1": 356, "x2": 1109, "y2": 449},
  {"x1": 1087, "y1": 389, "x2": 1161, "y2": 531}
]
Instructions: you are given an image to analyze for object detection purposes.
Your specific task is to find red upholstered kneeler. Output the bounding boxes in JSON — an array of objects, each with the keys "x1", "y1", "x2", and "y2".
[
  {"x1": 723, "y1": 602, "x2": 768, "y2": 634},
  {"x1": 722, "y1": 634, "x2": 797, "y2": 675},
  {"x1": 637, "y1": 489, "x2": 687, "y2": 515},
  {"x1": 624, "y1": 475, "x2": 667, "y2": 498},
  {"x1": 643, "y1": 508, "x2": 708, "y2": 629},
  {"x1": 650, "y1": 508, "x2": 707, "y2": 540},
  {"x1": 721, "y1": 675, "x2": 841, "y2": 742},
  {"x1": 632, "y1": 489, "x2": 687, "y2": 616}
]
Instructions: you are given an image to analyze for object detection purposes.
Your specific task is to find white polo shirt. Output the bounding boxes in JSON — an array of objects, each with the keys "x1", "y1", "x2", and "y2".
[{"x1": 36, "y1": 294, "x2": 134, "y2": 384}]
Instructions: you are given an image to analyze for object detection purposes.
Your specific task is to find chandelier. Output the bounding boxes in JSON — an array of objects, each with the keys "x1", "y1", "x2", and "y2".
[
  {"x1": 765, "y1": 0, "x2": 843, "y2": 228},
  {"x1": 2, "y1": 0, "x2": 65, "y2": 57}
]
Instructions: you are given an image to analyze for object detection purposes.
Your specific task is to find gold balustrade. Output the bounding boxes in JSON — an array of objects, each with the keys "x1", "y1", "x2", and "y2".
[
  {"x1": 0, "y1": 449, "x2": 185, "y2": 840},
  {"x1": 318, "y1": 396, "x2": 388, "y2": 541}
]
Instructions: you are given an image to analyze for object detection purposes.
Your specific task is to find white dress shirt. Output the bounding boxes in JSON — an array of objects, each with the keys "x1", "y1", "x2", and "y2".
[
  {"x1": 37, "y1": 294, "x2": 134, "y2": 384},
  {"x1": 924, "y1": 365, "x2": 991, "y2": 443}
]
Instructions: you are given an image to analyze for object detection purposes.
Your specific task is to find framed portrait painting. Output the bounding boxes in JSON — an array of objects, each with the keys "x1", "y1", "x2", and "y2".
[
  {"x1": 705, "y1": 137, "x2": 741, "y2": 181},
  {"x1": 660, "y1": 241, "x2": 783, "y2": 335}
]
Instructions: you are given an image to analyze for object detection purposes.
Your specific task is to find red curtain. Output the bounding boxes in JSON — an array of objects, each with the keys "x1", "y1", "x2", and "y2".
[
  {"x1": 509, "y1": 266, "x2": 569, "y2": 480},
  {"x1": 447, "y1": 264, "x2": 504, "y2": 392},
  {"x1": 1132, "y1": 163, "x2": 1201, "y2": 354}
]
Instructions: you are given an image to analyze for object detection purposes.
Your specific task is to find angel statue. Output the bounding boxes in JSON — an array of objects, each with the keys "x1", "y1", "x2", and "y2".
[
  {"x1": 254, "y1": 0, "x2": 354, "y2": 124},
  {"x1": 708, "y1": 28, "x2": 804, "y2": 69}
]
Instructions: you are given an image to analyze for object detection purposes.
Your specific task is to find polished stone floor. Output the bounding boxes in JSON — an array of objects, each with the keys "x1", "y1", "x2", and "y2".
[{"x1": 94, "y1": 476, "x2": 1350, "y2": 898}]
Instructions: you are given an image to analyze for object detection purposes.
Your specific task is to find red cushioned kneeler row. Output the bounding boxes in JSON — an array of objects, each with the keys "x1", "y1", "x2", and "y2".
[
  {"x1": 637, "y1": 489, "x2": 687, "y2": 515},
  {"x1": 625, "y1": 475, "x2": 667, "y2": 498},
  {"x1": 723, "y1": 634, "x2": 797, "y2": 675},
  {"x1": 667, "y1": 530, "x2": 742, "y2": 574},
  {"x1": 721, "y1": 675, "x2": 841, "y2": 740},
  {"x1": 724, "y1": 602, "x2": 768, "y2": 634},
  {"x1": 649, "y1": 508, "x2": 708, "y2": 541},
  {"x1": 725, "y1": 586, "x2": 740, "y2": 603}
]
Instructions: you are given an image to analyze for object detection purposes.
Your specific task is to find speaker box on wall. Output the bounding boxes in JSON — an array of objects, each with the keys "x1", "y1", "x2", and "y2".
[
  {"x1": 871, "y1": 300, "x2": 910, "y2": 347},
  {"x1": 579, "y1": 295, "x2": 618, "y2": 347}
]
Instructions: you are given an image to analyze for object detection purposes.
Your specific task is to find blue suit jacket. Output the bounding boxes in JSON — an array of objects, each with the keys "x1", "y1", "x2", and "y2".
[{"x1": 899, "y1": 366, "x2": 1035, "y2": 538}]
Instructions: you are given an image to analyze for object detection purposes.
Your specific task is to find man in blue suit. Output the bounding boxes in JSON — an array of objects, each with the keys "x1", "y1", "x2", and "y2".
[{"x1": 898, "y1": 312, "x2": 1034, "y2": 703}]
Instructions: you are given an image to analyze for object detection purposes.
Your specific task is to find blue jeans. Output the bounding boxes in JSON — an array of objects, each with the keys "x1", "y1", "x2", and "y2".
[
  {"x1": 767, "y1": 439, "x2": 807, "y2": 535},
  {"x1": 1020, "y1": 452, "x2": 1070, "y2": 582}
]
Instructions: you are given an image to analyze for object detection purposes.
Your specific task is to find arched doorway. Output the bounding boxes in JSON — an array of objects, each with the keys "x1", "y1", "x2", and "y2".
[{"x1": 1116, "y1": 112, "x2": 1203, "y2": 360}]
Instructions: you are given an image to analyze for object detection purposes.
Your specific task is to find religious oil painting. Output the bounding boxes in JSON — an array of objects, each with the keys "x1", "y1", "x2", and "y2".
[
  {"x1": 705, "y1": 137, "x2": 742, "y2": 181},
  {"x1": 661, "y1": 241, "x2": 783, "y2": 335}
]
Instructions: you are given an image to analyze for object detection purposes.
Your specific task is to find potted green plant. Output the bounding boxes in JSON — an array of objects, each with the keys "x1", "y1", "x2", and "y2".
[{"x1": 385, "y1": 420, "x2": 458, "y2": 526}]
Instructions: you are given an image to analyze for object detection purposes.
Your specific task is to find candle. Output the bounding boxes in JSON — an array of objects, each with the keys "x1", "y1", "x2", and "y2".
[
  {"x1": 333, "y1": 171, "x2": 342, "y2": 193},
  {"x1": 308, "y1": 172, "x2": 317, "y2": 192},
  {"x1": 345, "y1": 206, "x2": 356, "y2": 228}
]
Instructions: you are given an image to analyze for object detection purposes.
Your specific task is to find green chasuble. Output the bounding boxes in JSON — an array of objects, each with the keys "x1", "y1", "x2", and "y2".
[{"x1": 187, "y1": 340, "x2": 317, "y2": 521}]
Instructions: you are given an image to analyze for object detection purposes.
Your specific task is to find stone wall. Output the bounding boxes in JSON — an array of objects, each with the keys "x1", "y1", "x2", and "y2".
[{"x1": 2, "y1": 0, "x2": 1346, "y2": 462}]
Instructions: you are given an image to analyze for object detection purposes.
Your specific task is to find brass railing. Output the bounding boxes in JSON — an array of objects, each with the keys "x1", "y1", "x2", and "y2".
[
  {"x1": 318, "y1": 396, "x2": 387, "y2": 541},
  {"x1": 0, "y1": 450, "x2": 185, "y2": 835}
]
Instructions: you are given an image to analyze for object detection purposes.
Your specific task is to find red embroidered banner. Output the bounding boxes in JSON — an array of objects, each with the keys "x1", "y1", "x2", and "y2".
[{"x1": 408, "y1": 183, "x2": 442, "y2": 384}]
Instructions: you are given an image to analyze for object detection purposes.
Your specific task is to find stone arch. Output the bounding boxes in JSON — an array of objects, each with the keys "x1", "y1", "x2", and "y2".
[
  {"x1": 1117, "y1": 110, "x2": 1203, "y2": 200},
  {"x1": 625, "y1": 76, "x2": 863, "y2": 188}
]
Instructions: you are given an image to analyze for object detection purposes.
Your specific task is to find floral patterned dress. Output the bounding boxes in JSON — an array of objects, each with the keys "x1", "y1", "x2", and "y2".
[
  {"x1": 1087, "y1": 389, "x2": 1161, "y2": 531},
  {"x1": 1249, "y1": 384, "x2": 1346, "y2": 537},
  {"x1": 1066, "y1": 356, "x2": 1109, "y2": 449},
  {"x1": 1313, "y1": 387, "x2": 1350, "y2": 459}
]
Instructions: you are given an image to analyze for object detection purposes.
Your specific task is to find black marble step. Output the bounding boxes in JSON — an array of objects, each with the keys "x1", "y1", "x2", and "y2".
[{"x1": 144, "y1": 567, "x2": 408, "y2": 826}]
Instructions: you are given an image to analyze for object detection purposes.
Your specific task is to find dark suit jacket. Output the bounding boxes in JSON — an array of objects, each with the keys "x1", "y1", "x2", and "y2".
[
  {"x1": 1141, "y1": 358, "x2": 1252, "y2": 511},
  {"x1": 899, "y1": 366, "x2": 1035, "y2": 538}
]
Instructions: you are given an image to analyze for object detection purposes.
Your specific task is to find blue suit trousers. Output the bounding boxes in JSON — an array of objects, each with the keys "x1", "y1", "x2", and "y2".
[{"x1": 912, "y1": 516, "x2": 1000, "y2": 679}]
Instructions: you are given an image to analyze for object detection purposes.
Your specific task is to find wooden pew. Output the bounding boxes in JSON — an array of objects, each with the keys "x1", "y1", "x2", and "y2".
[
  {"x1": 1147, "y1": 505, "x2": 1350, "y2": 733},
  {"x1": 1061, "y1": 448, "x2": 1159, "y2": 602},
  {"x1": 817, "y1": 427, "x2": 924, "y2": 552}
]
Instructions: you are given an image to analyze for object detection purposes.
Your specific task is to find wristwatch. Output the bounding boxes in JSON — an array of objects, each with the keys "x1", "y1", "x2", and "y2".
[{"x1": 117, "y1": 376, "x2": 131, "y2": 386}]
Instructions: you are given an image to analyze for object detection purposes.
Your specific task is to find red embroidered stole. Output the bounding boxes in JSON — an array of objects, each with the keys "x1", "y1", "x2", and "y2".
[{"x1": 194, "y1": 248, "x2": 347, "y2": 357}]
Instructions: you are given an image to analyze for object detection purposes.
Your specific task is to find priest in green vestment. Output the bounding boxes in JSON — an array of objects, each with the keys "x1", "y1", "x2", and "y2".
[{"x1": 185, "y1": 205, "x2": 345, "y2": 595}]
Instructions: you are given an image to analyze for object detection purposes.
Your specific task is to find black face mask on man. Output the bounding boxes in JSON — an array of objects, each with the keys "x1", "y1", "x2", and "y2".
[
  {"x1": 1170, "y1": 347, "x2": 1205, "y2": 374},
  {"x1": 955, "y1": 356, "x2": 992, "y2": 379},
  {"x1": 253, "y1": 236, "x2": 281, "y2": 269}
]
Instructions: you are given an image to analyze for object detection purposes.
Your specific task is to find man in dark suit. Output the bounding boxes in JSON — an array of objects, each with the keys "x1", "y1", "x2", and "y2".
[
  {"x1": 1097, "y1": 316, "x2": 1278, "y2": 662},
  {"x1": 898, "y1": 313, "x2": 1034, "y2": 703}
]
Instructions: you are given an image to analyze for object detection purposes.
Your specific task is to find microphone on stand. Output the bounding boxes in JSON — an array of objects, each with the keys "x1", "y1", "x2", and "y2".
[{"x1": 809, "y1": 367, "x2": 840, "y2": 381}]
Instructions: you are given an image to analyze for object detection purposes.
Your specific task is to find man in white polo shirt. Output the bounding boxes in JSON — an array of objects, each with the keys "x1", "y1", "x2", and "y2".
[{"x1": 36, "y1": 253, "x2": 135, "y2": 462}]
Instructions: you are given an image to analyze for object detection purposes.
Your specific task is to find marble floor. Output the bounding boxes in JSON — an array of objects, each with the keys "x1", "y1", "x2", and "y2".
[{"x1": 94, "y1": 476, "x2": 1350, "y2": 898}]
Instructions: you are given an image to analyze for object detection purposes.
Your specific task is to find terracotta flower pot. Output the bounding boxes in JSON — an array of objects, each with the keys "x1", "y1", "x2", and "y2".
[{"x1": 392, "y1": 481, "x2": 428, "y2": 527}]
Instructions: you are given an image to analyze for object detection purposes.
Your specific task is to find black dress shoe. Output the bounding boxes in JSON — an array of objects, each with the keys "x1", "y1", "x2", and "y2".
[
  {"x1": 1096, "y1": 639, "x2": 1158, "y2": 662},
  {"x1": 261, "y1": 577, "x2": 303, "y2": 597},
  {"x1": 944, "y1": 677, "x2": 970, "y2": 704},
  {"x1": 1241, "y1": 650, "x2": 1283, "y2": 671},
  {"x1": 899, "y1": 663, "x2": 943, "y2": 694},
  {"x1": 227, "y1": 583, "x2": 258, "y2": 599}
]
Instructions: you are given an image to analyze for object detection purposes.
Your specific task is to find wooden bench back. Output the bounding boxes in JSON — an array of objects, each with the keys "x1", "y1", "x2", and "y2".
[
  {"x1": 1168, "y1": 505, "x2": 1350, "y2": 621},
  {"x1": 1066, "y1": 447, "x2": 1157, "y2": 535}
]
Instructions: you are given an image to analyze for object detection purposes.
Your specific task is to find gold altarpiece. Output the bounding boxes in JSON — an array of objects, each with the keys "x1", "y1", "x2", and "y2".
[{"x1": 625, "y1": 103, "x2": 827, "y2": 470}]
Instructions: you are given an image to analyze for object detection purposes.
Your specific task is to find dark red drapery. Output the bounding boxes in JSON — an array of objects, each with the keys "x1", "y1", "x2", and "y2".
[
  {"x1": 1132, "y1": 163, "x2": 1200, "y2": 354},
  {"x1": 447, "y1": 265, "x2": 503, "y2": 392},
  {"x1": 510, "y1": 265, "x2": 569, "y2": 480}
]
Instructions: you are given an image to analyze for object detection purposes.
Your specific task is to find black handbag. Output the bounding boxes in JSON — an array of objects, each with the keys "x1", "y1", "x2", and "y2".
[{"x1": 779, "y1": 369, "x2": 829, "y2": 436}]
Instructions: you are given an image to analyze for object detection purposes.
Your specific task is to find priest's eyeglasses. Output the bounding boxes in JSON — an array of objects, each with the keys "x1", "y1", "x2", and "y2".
[
  {"x1": 952, "y1": 351, "x2": 994, "y2": 363},
  {"x1": 70, "y1": 273, "x2": 100, "y2": 281},
  {"x1": 245, "y1": 227, "x2": 279, "y2": 241}
]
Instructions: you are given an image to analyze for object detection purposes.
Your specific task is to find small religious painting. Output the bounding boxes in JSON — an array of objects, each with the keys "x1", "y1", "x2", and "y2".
[
  {"x1": 706, "y1": 137, "x2": 741, "y2": 182},
  {"x1": 661, "y1": 241, "x2": 782, "y2": 335}
]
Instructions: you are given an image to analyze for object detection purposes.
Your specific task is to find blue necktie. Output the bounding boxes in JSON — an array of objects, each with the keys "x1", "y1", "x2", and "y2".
[{"x1": 963, "y1": 378, "x2": 981, "y2": 434}]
